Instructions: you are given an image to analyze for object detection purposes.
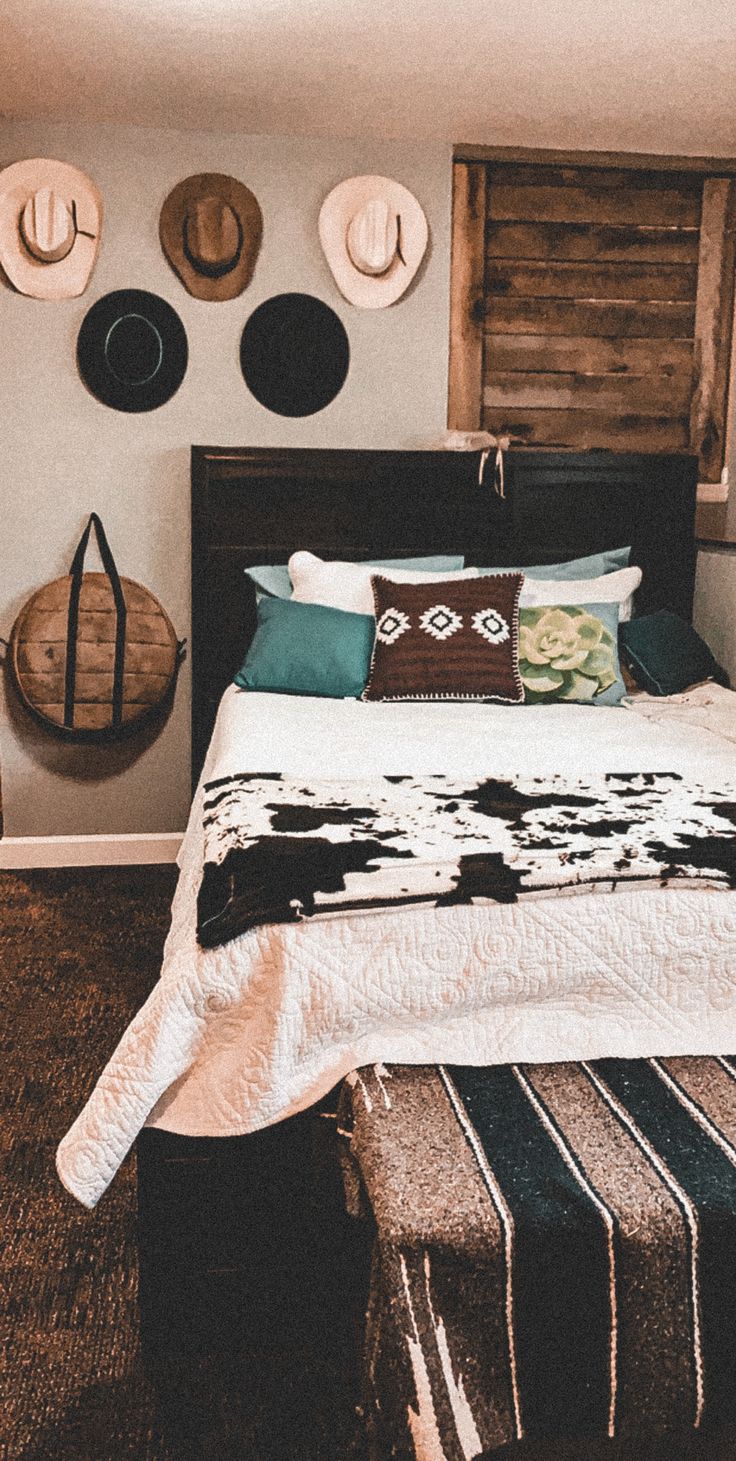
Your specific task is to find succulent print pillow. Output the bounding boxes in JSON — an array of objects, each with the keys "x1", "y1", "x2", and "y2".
[{"x1": 519, "y1": 602, "x2": 626, "y2": 705}]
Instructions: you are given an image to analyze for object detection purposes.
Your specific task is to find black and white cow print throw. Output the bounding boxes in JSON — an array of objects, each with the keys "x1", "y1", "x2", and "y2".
[{"x1": 196, "y1": 772, "x2": 736, "y2": 949}]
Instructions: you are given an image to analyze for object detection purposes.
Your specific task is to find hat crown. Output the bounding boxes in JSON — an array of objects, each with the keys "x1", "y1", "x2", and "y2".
[
  {"x1": 346, "y1": 197, "x2": 398, "y2": 277},
  {"x1": 183, "y1": 195, "x2": 242, "y2": 278},
  {"x1": 20, "y1": 187, "x2": 76, "y2": 263}
]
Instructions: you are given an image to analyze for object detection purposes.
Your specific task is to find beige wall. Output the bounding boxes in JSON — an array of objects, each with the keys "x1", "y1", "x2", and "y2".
[
  {"x1": 694, "y1": 297, "x2": 736, "y2": 684},
  {"x1": 1, "y1": 119, "x2": 733, "y2": 841},
  {"x1": 0, "y1": 120, "x2": 452, "y2": 836},
  {"x1": 694, "y1": 550, "x2": 736, "y2": 687}
]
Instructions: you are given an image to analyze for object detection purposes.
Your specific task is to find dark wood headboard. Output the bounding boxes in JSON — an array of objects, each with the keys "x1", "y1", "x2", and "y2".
[{"x1": 191, "y1": 445, "x2": 698, "y2": 785}]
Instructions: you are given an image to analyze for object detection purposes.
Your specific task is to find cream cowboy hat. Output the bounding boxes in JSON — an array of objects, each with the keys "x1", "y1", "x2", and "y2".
[
  {"x1": 318, "y1": 175, "x2": 428, "y2": 309},
  {"x1": 0, "y1": 159, "x2": 103, "y2": 299}
]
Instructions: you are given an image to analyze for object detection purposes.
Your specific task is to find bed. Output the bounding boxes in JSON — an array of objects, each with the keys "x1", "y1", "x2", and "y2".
[{"x1": 56, "y1": 445, "x2": 736, "y2": 1458}]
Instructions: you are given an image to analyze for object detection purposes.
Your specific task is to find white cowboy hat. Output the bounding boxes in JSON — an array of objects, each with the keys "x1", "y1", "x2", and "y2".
[
  {"x1": 318, "y1": 175, "x2": 428, "y2": 309},
  {"x1": 0, "y1": 159, "x2": 103, "y2": 299}
]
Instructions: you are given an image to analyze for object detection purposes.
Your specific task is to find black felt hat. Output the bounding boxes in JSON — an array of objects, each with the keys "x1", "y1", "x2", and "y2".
[
  {"x1": 76, "y1": 288, "x2": 188, "y2": 412},
  {"x1": 240, "y1": 292, "x2": 349, "y2": 417}
]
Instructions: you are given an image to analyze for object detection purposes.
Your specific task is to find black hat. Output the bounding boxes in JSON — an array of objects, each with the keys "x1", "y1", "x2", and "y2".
[
  {"x1": 240, "y1": 292, "x2": 349, "y2": 417},
  {"x1": 77, "y1": 288, "x2": 188, "y2": 412}
]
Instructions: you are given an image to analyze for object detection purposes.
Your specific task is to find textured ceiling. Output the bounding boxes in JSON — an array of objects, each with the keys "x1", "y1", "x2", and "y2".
[{"x1": 2, "y1": 0, "x2": 735, "y2": 153}]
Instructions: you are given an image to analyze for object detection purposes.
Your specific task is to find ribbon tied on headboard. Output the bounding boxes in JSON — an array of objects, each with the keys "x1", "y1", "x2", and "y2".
[{"x1": 441, "y1": 429, "x2": 510, "y2": 501}]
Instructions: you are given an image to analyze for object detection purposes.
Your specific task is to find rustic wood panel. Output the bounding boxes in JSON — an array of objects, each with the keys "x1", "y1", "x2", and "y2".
[
  {"x1": 490, "y1": 183, "x2": 702, "y2": 227},
  {"x1": 448, "y1": 161, "x2": 486, "y2": 429},
  {"x1": 486, "y1": 221, "x2": 700, "y2": 264},
  {"x1": 484, "y1": 370, "x2": 692, "y2": 415},
  {"x1": 487, "y1": 297, "x2": 696, "y2": 337},
  {"x1": 451, "y1": 156, "x2": 735, "y2": 475},
  {"x1": 689, "y1": 177, "x2": 736, "y2": 482},
  {"x1": 487, "y1": 259, "x2": 697, "y2": 301},
  {"x1": 482, "y1": 407, "x2": 690, "y2": 453},
  {"x1": 485, "y1": 334, "x2": 694, "y2": 377}
]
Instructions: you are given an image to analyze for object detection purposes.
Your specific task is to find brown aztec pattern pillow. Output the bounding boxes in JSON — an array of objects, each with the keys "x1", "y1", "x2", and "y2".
[{"x1": 363, "y1": 572, "x2": 524, "y2": 702}]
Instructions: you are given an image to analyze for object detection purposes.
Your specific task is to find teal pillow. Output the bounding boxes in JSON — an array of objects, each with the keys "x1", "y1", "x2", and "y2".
[
  {"x1": 477, "y1": 547, "x2": 630, "y2": 580},
  {"x1": 245, "y1": 564, "x2": 296, "y2": 599},
  {"x1": 619, "y1": 611, "x2": 729, "y2": 696},
  {"x1": 246, "y1": 555, "x2": 465, "y2": 599},
  {"x1": 519, "y1": 602, "x2": 626, "y2": 705},
  {"x1": 235, "y1": 596, "x2": 374, "y2": 698}
]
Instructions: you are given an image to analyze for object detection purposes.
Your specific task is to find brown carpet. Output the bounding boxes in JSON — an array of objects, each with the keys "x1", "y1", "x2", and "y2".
[
  {"x1": 9, "y1": 868, "x2": 728, "y2": 1461},
  {"x1": 0, "y1": 867, "x2": 364, "y2": 1461}
]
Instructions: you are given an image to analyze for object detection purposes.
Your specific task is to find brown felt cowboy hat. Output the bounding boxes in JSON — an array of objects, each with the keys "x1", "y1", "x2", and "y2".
[
  {"x1": 159, "y1": 172, "x2": 263, "y2": 301},
  {"x1": 0, "y1": 158, "x2": 103, "y2": 299}
]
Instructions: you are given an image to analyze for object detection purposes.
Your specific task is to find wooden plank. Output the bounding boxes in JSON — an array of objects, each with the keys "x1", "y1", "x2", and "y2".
[
  {"x1": 481, "y1": 406, "x2": 690, "y2": 452},
  {"x1": 689, "y1": 177, "x2": 736, "y2": 481},
  {"x1": 486, "y1": 163, "x2": 703, "y2": 193},
  {"x1": 487, "y1": 259, "x2": 697, "y2": 301},
  {"x1": 485, "y1": 334, "x2": 694, "y2": 377},
  {"x1": 18, "y1": 609, "x2": 171, "y2": 643},
  {"x1": 455, "y1": 144, "x2": 736, "y2": 177},
  {"x1": 17, "y1": 638, "x2": 175, "y2": 676},
  {"x1": 21, "y1": 671, "x2": 167, "y2": 705},
  {"x1": 447, "y1": 161, "x2": 486, "y2": 430},
  {"x1": 486, "y1": 222, "x2": 700, "y2": 265},
  {"x1": 483, "y1": 370, "x2": 692, "y2": 416},
  {"x1": 486, "y1": 297, "x2": 696, "y2": 337},
  {"x1": 490, "y1": 183, "x2": 702, "y2": 227}
]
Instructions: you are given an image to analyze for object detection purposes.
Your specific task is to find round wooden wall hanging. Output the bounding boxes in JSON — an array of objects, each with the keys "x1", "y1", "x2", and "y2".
[
  {"x1": 240, "y1": 292, "x2": 350, "y2": 416},
  {"x1": 9, "y1": 514, "x2": 184, "y2": 741}
]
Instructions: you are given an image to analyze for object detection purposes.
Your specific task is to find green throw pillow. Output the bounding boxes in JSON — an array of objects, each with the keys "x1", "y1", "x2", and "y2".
[
  {"x1": 519, "y1": 603, "x2": 625, "y2": 705},
  {"x1": 235, "y1": 596, "x2": 374, "y2": 698},
  {"x1": 619, "y1": 611, "x2": 729, "y2": 696}
]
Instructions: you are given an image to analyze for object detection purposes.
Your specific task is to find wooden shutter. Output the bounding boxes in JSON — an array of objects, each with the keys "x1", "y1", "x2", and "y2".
[{"x1": 449, "y1": 160, "x2": 736, "y2": 483}]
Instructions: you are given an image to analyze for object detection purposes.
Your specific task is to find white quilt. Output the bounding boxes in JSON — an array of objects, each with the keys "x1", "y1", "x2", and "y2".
[{"x1": 57, "y1": 684, "x2": 736, "y2": 1208}]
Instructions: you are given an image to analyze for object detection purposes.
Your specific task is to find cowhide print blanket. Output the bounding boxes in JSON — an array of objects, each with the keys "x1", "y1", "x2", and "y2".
[{"x1": 197, "y1": 771, "x2": 736, "y2": 950}]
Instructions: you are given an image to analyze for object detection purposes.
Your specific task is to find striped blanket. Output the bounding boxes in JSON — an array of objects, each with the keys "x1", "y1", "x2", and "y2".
[
  {"x1": 339, "y1": 1058, "x2": 736, "y2": 1459},
  {"x1": 197, "y1": 770, "x2": 736, "y2": 948}
]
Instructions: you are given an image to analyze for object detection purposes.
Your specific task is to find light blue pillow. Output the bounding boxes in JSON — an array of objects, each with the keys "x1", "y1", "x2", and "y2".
[
  {"x1": 235, "y1": 596, "x2": 374, "y2": 698},
  {"x1": 246, "y1": 555, "x2": 466, "y2": 599},
  {"x1": 519, "y1": 601, "x2": 626, "y2": 705},
  {"x1": 477, "y1": 547, "x2": 630, "y2": 580}
]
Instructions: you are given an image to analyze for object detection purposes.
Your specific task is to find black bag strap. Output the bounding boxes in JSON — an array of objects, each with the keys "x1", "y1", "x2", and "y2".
[{"x1": 64, "y1": 514, "x2": 128, "y2": 731}]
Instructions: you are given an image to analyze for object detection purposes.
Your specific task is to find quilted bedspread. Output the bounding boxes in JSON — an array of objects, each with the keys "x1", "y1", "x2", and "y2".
[{"x1": 57, "y1": 685, "x2": 736, "y2": 1208}]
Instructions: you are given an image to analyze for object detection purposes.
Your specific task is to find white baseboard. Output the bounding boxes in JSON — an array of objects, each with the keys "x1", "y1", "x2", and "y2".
[{"x1": 0, "y1": 832, "x2": 183, "y2": 869}]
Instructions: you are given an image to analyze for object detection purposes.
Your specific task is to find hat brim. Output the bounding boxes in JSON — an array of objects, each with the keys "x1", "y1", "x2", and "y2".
[
  {"x1": 0, "y1": 159, "x2": 102, "y2": 300},
  {"x1": 160, "y1": 172, "x2": 263, "y2": 302},
  {"x1": 77, "y1": 289, "x2": 188, "y2": 413},
  {"x1": 319, "y1": 175, "x2": 428, "y2": 309}
]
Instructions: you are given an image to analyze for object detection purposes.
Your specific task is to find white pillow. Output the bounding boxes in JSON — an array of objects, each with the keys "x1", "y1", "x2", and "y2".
[
  {"x1": 289, "y1": 551, "x2": 480, "y2": 615},
  {"x1": 520, "y1": 565, "x2": 642, "y2": 622}
]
